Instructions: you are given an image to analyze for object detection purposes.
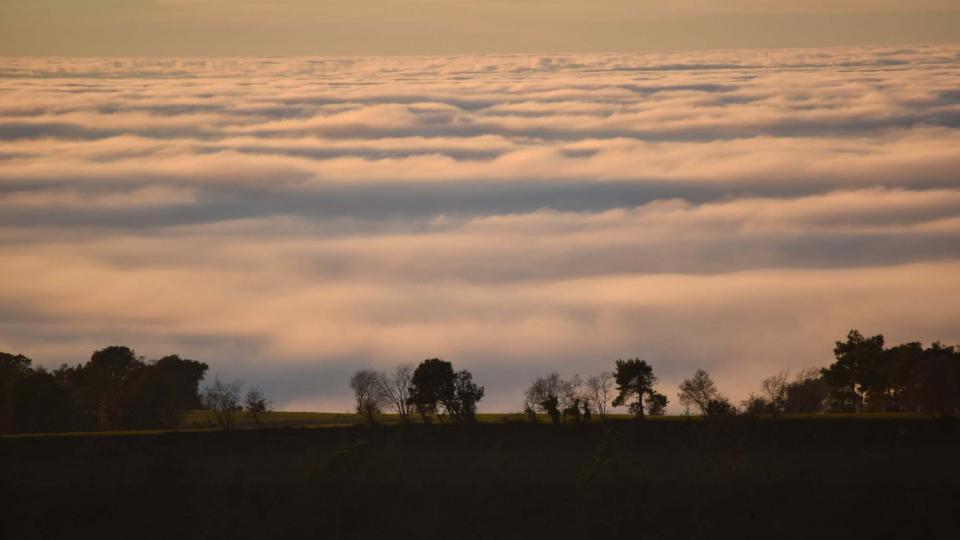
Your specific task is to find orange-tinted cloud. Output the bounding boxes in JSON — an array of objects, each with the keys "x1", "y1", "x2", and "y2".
[{"x1": 1, "y1": 47, "x2": 959, "y2": 411}]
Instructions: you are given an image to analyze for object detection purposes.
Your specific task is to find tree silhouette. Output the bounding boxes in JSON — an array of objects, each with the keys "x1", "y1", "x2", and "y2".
[
  {"x1": 100, "y1": 355, "x2": 208, "y2": 429},
  {"x1": 677, "y1": 369, "x2": 722, "y2": 415},
  {"x1": 586, "y1": 372, "x2": 614, "y2": 420},
  {"x1": 524, "y1": 373, "x2": 562, "y2": 424},
  {"x1": 53, "y1": 345, "x2": 144, "y2": 427},
  {"x1": 202, "y1": 377, "x2": 242, "y2": 429},
  {"x1": 541, "y1": 396, "x2": 560, "y2": 425},
  {"x1": 761, "y1": 371, "x2": 789, "y2": 415},
  {"x1": 558, "y1": 374, "x2": 584, "y2": 423},
  {"x1": 705, "y1": 397, "x2": 735, "y2": 416},
  {"x1": 646, "y1": 391, "x2": 668, "y2": 416},
  {"x1": 350, "y1": 369, "x2": 383, "y2": 424},
  {"x1": 377, "y1": 363, "x2": 414, "y2": 424},
  {"x1": 409, "y1": 359, "x2": 454, "y2": 423},
  {"x1": 244, "y1": 387, "x2": 270, "y2": 428},
  {"x1": 0, "y1": 354, "x2": 72, "y2": 434},
  {"x1": 884, "y1": 342, "x2": 923, "y2": 412},
  {"x1": 445, "y1": 370, "x2": 484, "y2": 422},
  {"x1": 912, "y1": 342, "x2": 960, "y2": 418},
  {"x1": 821, "y1": 330, "x2": 884, "y2": 412},
  {"x1": 611, "y1": 359, "x2": 658, "y2": 418},
  {"x1": 0, "y1": 352, "x2": 31, "y2": 377},
  {"x1": 784, "y1": 368, "x2": 828, "y2": 413},
  {"x1": 408, "y1": 358, "x2": 483, "y2": 423},
  {"x1": 0, "y1": 352, "x2": 33, "y2": 433}
]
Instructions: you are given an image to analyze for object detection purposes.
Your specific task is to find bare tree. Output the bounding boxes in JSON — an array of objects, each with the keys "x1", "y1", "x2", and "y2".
[
  {"x1": 522, "y1": 399, "x2": 538, "y2": 423},
  {"x1": 203, "y1": 377, "x2": 243, "y2": 429},
  {"x1": 523, "y1": 373, "x2": 591, "y2": 424},
  {"x1": 350, "y1": 369, "x2": 383, "y2": 424},
  {"x1": 761, "y1": 370, "x2": 790, "y2": 415},
  {"x1": 524, "y1": 373, "x2": 563, "y2": 424},
  {"x1": 377, "y1": 363, "x2": 414, "y2": 424},
  {"x1": 559, "y1": 374, "x2": 584, "y2": 423},
  {"x1": 677, "y1": 369, "x2": 722, "y2": 415},
  {"x1": 244, "y1": 387, "x2": 270, "y2": 428},
  {"x1": 586, "y1": 372, "x2": 614, "y2": 419}
]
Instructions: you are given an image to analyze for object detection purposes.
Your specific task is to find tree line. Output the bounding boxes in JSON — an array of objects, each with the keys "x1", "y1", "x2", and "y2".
[
  {"x1": 3, "y1": 329, "x2": 959, "y2": 433},
  {"x1": 517, "y1": 359, "x2": 737, "y2": 424},
  {"x1": 527, "y1": 330, "x2": 960, "y2": 422},
  {"x1": 0, "y1": 346, "x2": 269, "y2": 433},
  {"x1": 349, "y1": 358, "x2": 484, "y2": 424},
  {"x1": 353, "y1": 329, "x2": 960, "y2": 424}
]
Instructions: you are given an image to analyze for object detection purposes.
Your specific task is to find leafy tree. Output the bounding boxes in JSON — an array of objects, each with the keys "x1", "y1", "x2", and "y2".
[
  {"x1": 611, "y1": 359, "x2": 658, "y2": 418},
  {"x1": 745, "y1": 368, "x2": 828, "y2": 415},
  {"x1": 883, "y1": 342, "x2": 923, "y2": 412},
  {"x1": 819, "y1": 332, "x2": 960, "y2": 415},
  {"x1": 99, "y1": 355, "x2": 208, "y2": 429},
  {"x1": 646, "y1": 391, "x2": 668, "y2": 416},
  {"x1": 783, "y1": 368, "x2": 828, "y2": 413},
  {"x1": 445, "y1": 370, "x2": 484, "y2": 423},
  {"x1": 911, "y1": 343, "x2": 960, "y2": 418},
  {"x1": 821, "y1": 330, "x2": 884, "y2": 412},
  {"x1": 741, "y1": 393, "x2": 773, "y2": 416},
  {"x1": 88, "y1": 346, "x2": 142, "y2": 383},
  {"x1": 705, "y1": 397, "x2": 736, "y2": 416},
  {"x1": 7, "y1": 349, "x2": 206, "y2": 433},
  {"x1": 409, "y1": 358, "x2": 455, "y2": 423},
  {"x1": 0, "y1": 354, "x2": 72, "y2": 434},
  {"x1": 408, "y1": 358, "x2": 483, "y2": 423},
  {"x1": 0, "y1": 352, "x2": 33, "y2": 432},
  {"x1": 0, "y1": 351, "x2": 31, "y2": 379},
  {"x1": 56, "y1": 346, "x2": 143, "y2": 426},
  {"x1": 152, "y1": 355, "x2": 208, "y2": 409},
  {"x1": 677, "y1": 369, "x2": 722, "y2": 415}
]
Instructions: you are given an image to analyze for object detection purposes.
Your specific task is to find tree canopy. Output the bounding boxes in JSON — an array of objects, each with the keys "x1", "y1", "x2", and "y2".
[
  {"x1": 611, "y1": 359, "x2": 661, "y2": 418},
  {"x1": 1, "y1": 346, "x2": 208, "y2": 433},
  {"x1": 408, "y1": 358, "x2": 484, "y2": 423}
]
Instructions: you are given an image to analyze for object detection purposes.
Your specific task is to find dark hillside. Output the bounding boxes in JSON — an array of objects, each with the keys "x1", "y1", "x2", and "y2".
[{"x1": 3, "y1": 418, "x2": 959, "y2": 539}]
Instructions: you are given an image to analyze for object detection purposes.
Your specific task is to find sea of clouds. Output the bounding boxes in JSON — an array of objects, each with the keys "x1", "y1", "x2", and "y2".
[{"x1": 2, "y1": 45, "x2": 959, "y2": 411}]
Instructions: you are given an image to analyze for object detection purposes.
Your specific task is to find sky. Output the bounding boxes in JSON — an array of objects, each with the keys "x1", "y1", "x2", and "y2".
[
  {"x1": 1, "y1": 1, "x2": 959, "y2": 55},
  {"x1": 1, "y1": 3, "x2": 959, "y2": 413}
]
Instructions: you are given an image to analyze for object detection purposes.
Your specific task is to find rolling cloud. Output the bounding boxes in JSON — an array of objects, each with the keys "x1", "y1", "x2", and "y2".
[{"x1": 2, "y1": 46, "x2": 959, "y2": 411}]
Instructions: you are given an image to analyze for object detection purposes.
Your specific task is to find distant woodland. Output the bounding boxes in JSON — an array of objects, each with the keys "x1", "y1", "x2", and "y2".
[{"x1": 2, "y1": 330, "x2": 959, "y2": 434}]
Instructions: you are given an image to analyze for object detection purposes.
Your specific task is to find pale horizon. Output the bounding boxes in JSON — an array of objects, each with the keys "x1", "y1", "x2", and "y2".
[{"x1": 3, "y1": 1, "x2": 960, "y2": 56}]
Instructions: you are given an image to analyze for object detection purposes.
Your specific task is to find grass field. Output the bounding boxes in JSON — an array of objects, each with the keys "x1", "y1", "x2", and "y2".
[
  {"x1": 2, "y1": 409, "x2": 934, "y2": 439},
  {"x1": 179, "y1": 410, "x2": 646, "y2": 428}
]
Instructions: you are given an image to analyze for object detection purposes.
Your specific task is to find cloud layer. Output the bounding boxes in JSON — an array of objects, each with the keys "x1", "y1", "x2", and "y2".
[{"x1": 2, "y1": 45, "x2": 959, "y2": 411}]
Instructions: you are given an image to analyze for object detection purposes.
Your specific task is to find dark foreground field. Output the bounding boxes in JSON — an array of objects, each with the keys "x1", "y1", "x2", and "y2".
[{"x1": 3, "y1": 418, "x2": 960, "y2": 540}]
